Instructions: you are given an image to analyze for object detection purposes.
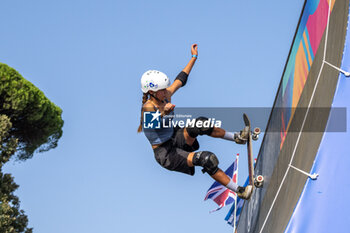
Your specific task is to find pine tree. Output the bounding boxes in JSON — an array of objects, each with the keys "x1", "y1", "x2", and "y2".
[
  {"x1": 0, "y1": 64, "x2": 64, "y2": 232},
  {"x1": 0, "y1": 63, "x2": 64, "y2": 160}
]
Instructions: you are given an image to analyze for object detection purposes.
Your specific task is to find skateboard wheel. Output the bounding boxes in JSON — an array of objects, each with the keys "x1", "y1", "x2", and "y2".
[
  {"x1": 252, "y1": 128, "x2": 261, "y2": 141},
  {"x1": 256, "y1": 175, "x2": 264, "y2": 182},
  {"x1": 253, "y1": 127, "x2": 261, "y2": 135},
  {"x1": 254, "y1": 175, "x2": 264, "y2": 188}
]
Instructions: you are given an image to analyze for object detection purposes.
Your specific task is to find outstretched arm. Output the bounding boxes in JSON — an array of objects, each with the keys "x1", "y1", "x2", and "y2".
[
  {"x1": 167, "y1": 44, "x2": 198, "y2": 96},
  {"x1": 183, "y1": 44, "x2": 198, "y2": 74}
]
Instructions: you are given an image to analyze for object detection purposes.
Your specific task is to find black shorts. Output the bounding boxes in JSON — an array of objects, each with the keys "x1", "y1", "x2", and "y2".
[{"x1": 153, "y1": 127, "x2": 200, "y2": 176}]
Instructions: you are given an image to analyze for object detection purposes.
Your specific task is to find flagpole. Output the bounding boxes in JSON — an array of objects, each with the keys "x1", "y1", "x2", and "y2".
[{"x1": 233, "y1": 153, "x2": 239, "y2": 232}]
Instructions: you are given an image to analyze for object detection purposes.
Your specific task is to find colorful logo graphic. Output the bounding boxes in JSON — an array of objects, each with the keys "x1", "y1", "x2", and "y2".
[{"x1": 144, "y1": 81, "x2": 158, "y2": 90}]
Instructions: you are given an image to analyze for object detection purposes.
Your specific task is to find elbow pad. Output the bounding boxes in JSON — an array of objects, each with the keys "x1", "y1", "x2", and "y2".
[{"x1": 175, "y1": 71, "x2": 188, "y2": 87}]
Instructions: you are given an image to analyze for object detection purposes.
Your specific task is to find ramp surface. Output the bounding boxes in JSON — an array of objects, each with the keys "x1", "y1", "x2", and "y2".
[
  {"x1": 237, "y1": 0, "x2": 349, "y2": 232},
  {"x1": 285, "y1": 2, "x2": 350, "y2": 231}
]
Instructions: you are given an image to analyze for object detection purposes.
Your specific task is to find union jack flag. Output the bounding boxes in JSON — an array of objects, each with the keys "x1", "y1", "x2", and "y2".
[
  {"x1": 204, "y1": 154, "x2": 239, "y2": 212},
  {"x1": 225, "y1": 158, "x2": 257, "y2": 230},
  {"x1": 225, "y1": 177, "x2": 248, "y2": 230}
]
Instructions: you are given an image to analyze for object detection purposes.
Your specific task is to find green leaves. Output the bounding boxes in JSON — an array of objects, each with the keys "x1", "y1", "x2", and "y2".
[
  {"x1": 0, "y1": 176, "x2": 32, "y2": 233},
  {"x1": 0, "y1": 115, "x2": 32, "y2": 232},
  {"x1": 0, "y1": 63, "x2": 64, "y2": 160},
  {"x1": 0, "y1": 115, "x2": 17, "y2": 165},
  {"x1": 0, "y1": 62, "x2": 65, "y2": 232}
]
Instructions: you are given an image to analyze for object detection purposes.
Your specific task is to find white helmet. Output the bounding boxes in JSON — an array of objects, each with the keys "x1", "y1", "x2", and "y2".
[{"x1": 141, "y1": 70, "x2": 170, "y2": 93}]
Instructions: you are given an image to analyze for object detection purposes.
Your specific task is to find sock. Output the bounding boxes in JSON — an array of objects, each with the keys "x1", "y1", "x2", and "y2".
[
  {"x1": 223, "y1": 131, "x2": 237, "y2": 141},
  {"x1": 225, "y1": 180, "x2": 238, "y2": 192}
]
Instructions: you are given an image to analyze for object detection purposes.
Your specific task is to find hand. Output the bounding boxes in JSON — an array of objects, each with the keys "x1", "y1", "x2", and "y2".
[
  {"x1": 191, "y1": 44, "x2": 198, "y2": 56},
  {"x1": 164, "y1": 103, "x2": 175, "y2": 112}
]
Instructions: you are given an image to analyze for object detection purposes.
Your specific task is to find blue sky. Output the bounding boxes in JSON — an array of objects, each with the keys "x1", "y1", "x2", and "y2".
[{"x1": 1, "y1": 1, "x2": 304, "y2": 232}]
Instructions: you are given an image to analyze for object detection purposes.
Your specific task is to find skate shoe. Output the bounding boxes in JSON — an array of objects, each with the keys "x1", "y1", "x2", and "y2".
[
  {"x1": 234, "y1": 130, "x2": 248, "y2": 144},
  {"x1": 237, "y1": 185, "x2": 253, "y2": 200}
]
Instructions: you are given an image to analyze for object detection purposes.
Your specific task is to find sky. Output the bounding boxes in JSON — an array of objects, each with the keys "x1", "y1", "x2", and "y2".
[{"x1": 1, "y1": 1, "x2": 304, "y2": 232}]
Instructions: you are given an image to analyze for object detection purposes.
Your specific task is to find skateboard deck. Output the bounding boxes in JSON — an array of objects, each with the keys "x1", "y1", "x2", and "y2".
[
  {"x1": 243, "y1": 113, "x2": 264, "y2": 188},
  {"x1": 243, "y1": 113, "x2": 255, "y2": 186}
]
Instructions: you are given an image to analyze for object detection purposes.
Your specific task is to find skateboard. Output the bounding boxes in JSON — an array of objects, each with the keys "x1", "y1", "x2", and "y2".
[{"x1": 242, "y1": 113, "x2": 264, "y2": 188}]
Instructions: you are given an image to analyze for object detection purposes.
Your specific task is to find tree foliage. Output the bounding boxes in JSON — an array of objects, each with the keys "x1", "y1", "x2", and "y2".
[
  {"x1": 0, "y1": 115, "x2": 32, "y2": 232},
  {"x1": 0, "y1": 63, "x2": 64, "y2": 232},
  {"x1": 0, "y1": 63, "x2": 64, "y2": 160}
]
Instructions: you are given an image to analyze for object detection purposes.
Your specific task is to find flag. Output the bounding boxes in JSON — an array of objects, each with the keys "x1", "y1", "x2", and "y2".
[
  {"x1": 225, "y1": 158, "x2": 257, "y2": 230},
  {"x1": 225, "y1": 177, "x2": 248, "y2": 230},
  {"x1": 204, "y1": 154, "x2": 239, "y2": 212}
]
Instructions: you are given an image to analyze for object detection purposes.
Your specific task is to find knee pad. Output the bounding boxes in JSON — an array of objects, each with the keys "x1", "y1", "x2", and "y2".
[
  {"x1": 186, "y1": 117, "x2": 214, "y2": 138},
  {"x1": 192, "y1": 151, "x2": 219, "y2": 175}
]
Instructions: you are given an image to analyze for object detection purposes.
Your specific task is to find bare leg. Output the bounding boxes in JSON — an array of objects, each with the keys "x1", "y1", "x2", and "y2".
[
  {"x1": 184, "y1": 128, "x2": 250, "y2": 197},
  {"x1": 210, "y1": 169, "x2": 231, "y2": 186},
  {"x1": 211, "y1": 127, "x2": 246, "y2": 144},
  {"x1": 187, "y1": 152, "x2": 195, "y2": 167},
  {"x1": 209, "y1": 127, "x2": 226, "y2": 138},
  {"x1": 184, "y1": 127, "x2": 227, "y2": 142},
  {"x1": 185, "y1": 128, "x2": 233, "y2": 187}
]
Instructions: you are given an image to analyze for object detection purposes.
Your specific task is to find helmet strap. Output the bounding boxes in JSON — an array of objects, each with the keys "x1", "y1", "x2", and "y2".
[{"x1": 149, "y1": 93, "x2": 165, "y2": 104}]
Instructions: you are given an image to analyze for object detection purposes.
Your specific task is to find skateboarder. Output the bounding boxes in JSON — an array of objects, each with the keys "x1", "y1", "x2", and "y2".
[{"x1": 138, "y1": 44, "x2": 253, "y2": 199}]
